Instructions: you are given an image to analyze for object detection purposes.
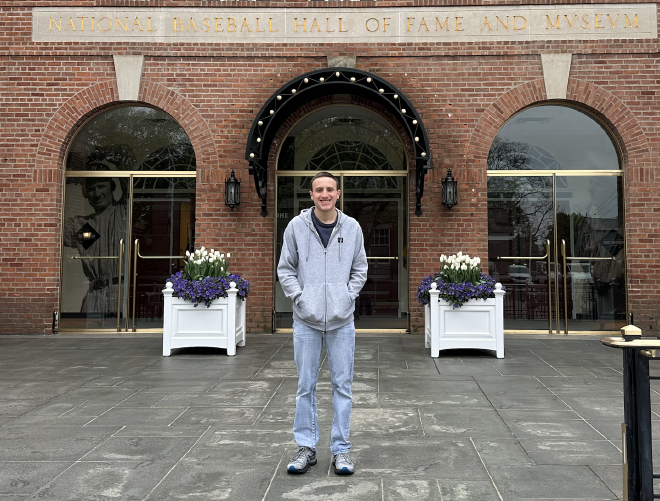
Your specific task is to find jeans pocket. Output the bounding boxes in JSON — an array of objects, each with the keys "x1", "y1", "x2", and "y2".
[
  {"x1": 326, "y1": 284, "x2": 353, "y2": 323},
  {"x1": 295, "y1": 285, "x2": 324, "y2": 323}
]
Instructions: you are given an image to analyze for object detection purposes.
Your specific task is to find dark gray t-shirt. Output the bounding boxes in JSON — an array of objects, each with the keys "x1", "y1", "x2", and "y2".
[{"x1": 311, "y1": 209, "x2": 337, "y2": 248}]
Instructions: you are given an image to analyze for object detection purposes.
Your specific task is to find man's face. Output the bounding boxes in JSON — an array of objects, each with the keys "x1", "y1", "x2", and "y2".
[
  {"x1": 86, "y1": 181, "x2": 114, "y2": 211},
  {"x1": 310, "y1": 176, "x2": 340, "y2": 213}
]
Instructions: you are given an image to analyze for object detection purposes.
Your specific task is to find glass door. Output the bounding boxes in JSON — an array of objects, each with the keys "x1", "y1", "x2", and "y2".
[
  {"x1": 275, "y1": 173, "x2": 408, "y2": 331},
  {"x1": 488, "y1": 173, "x2": 626, "y2": 333},
  {"x1": 128, "y1": 176, "x2": 196, "y2": 331},
  {"x1": 61, "y1": 174, "x2": 195, "y2": 332},
  {"x1": 61, "y1": 176, "x2": 130, "y2": 331}
]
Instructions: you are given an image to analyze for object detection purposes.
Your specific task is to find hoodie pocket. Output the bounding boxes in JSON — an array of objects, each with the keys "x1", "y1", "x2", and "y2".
[
  {"x1": 326, "y1": 283, "x2": 354, "y2": 323},
  {"x1": 294, "y1": 284, "x2": 324, "y2": 324}
]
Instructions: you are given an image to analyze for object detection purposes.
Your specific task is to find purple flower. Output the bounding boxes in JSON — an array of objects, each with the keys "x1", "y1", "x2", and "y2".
[
  {"x1": 417, "y1": 273, "x2": 503, "y2": 308},
  {"x1": 168, "y1": 271, "x2": 251, "y2": 308}
]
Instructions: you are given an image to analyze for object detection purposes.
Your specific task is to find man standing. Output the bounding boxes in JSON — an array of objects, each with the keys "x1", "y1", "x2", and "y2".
[{"x1": 277, "y1": 171, "x2": 368, "y2": 475}]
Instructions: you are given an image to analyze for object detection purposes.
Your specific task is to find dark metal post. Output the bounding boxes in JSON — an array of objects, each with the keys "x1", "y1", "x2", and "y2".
[
  {"x1": 623, "y1": 347, "x2": 640, "y2": 500},
  {"x1": 634, "y1": 352, "x2": 653, "y2": 500}
]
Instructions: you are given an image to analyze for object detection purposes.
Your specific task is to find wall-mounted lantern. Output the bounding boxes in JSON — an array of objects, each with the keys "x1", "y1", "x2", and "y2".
[
  {"x1": 441, "y1": 169, "x2": 458, "y2": 210},
  {"x1": 225, "y1": 170, "x2": 241, "y2": 209}
]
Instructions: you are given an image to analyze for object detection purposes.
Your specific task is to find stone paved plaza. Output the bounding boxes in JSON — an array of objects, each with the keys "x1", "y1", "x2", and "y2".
[{"x1": 0, "y1": 333, "x2": 649, "y2": 500}]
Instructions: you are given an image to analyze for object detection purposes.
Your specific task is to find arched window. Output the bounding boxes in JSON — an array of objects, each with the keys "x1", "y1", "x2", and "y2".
[
  {"x1": 61, "y1": 106, "x2": 196, "y2": 332},
  {"x1": 487, "y1": 105, "x2": 620, "y2": 171},
  {"x1": 486, "y1": 105, "x2": 625, "y2": 334}
]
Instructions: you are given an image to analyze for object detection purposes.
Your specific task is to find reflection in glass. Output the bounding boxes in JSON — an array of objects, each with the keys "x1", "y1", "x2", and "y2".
[
  {"x1": 131, "y1": 177, "x2": 196, "y2": 330},
  {"x1": 487, "y1": 176, "x2": 554, "y2": 330},
  {"x1": 556, "y1": 176, "x2": 625, "y2": 329},
  {"x1": 61, "y1": 177, "x2": 129, "y2": 330},
  {"x1": 278, "y1": 106, "x2": 405, "y2": 171},
  {"x1": 66, "y1": 106, "x2": 196, "y2": 172},
  {"x1": 487, "y1": 106, "x2": 619, "y2": 171}
]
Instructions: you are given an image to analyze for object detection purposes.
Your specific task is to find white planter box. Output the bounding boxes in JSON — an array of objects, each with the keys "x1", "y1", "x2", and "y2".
[
  {"x1": 425, "y1": 283, "x2": 505, "y2": 358},
  {"x1": 162, "y1": 281, "x2": 246, "y2": 356}
]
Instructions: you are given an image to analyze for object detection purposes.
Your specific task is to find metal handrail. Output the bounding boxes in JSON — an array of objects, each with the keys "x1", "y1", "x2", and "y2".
[
  {"x1": 71, "y1": 256, "x2": 118, "y2": 260},
  {"x1": 367, "y1": 256, "x2": 398, "y2": 260},
  {"x1": 561, "y1": 240, "x2": 568, "y2": 335},
  {"x1": 117, "y1": 240, "x2": 124, "y2": 332},
  {"x1": 133, "y1": 239, "x2": 185, "y2": 332}
]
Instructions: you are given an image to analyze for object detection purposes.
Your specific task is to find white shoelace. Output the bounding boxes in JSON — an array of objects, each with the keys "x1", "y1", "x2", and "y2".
[{"x1": 335, "y1": 453, "x2": 353, "y2": 465}]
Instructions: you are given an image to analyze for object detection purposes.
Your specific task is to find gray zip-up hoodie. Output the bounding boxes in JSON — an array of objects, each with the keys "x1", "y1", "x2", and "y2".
[{"x1": 277, "y1": 208, "x2": 368, "y2": 331}]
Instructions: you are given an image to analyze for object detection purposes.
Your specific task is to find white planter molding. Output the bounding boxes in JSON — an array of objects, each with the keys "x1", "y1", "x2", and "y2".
[
  {"x1": 162, "y1": 281, "x2": 246, "y2": 356},
  {"x1": 425, "y1": 282, "x2": 505, "y2": 358}
]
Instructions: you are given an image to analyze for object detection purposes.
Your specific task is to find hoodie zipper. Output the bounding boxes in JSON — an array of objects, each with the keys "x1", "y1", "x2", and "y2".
[{"x1": 308, "y1": 211, "x2": 342, "y2": 333}]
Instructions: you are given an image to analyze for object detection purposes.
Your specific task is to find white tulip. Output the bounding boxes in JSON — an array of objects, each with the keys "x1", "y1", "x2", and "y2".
[
  {"x1": 475, "y1": 257, "x2": 481, "y2": 264},
  {"x1": 221, "y1": 254, "x2": 225, "y2": 258},
  {"x1": 185, "y1": 250, "x2": 190, "y2": 257},
  {"x1": 202, "y1": 250, "x2": 208, "y2": 257},
  {"x1": 444, "y1": 265, "x2": 448, "y2": 269},
  {"x1": 440, "y1": 254, "x2": 447, "y2": 262},
  {"x1": 226, "y1": 253, "x2": 231, "y2": 258},
  {"x1": 461, "y1": 263, "x2": 468, "y2": 270},
  {"x1": 209, "y1": 256, "x2": 215, "y2": 263},
  {"x1": 200, "y1": 246, "x2": 206, "y2": 252},
  {"x1": 195, "y1": 259, "x2": 202, "y2": 265},
  {"x1": 457, "y1": 251, "x2": 462, "y2": 257}
]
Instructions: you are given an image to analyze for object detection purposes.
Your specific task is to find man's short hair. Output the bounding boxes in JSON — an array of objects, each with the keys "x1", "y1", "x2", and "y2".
[{"x1": 310, "y1": 171, "x2": 339, "y2": 190}]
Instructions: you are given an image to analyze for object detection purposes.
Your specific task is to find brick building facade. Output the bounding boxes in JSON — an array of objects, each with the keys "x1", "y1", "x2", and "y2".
[{"x1": 1, "y1": 1, "x2": 658, "y2": 335}]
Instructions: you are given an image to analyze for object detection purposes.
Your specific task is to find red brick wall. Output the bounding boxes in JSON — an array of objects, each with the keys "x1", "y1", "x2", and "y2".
[{"x1": 2, "y1": 2, "x2": 660, "y2": 334}]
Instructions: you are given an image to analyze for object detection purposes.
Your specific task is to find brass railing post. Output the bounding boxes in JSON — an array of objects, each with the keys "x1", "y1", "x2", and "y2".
[
  {"x1": 132, "y1": 239, "x2": 139, "y2": 332},
  {"x1": 116, "y1": 239, "x2": 124, "y2": 333}
]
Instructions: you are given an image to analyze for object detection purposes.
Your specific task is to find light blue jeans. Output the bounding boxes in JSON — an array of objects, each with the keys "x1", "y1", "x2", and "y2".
[{"x1": 292, "y1": 320, "x2": 355, "y2": 455}]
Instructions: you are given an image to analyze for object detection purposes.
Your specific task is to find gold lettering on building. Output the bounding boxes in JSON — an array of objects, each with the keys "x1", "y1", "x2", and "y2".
[
  {"x1": 418, "y1": 17, "x2": 430, "y2": 32},
  {"x1": 174, "y1": 17, "x2": 183, "y2": 32},
  {"x1": 581, "y1": 14, "x2": 590, "y2": 29},
  {"x1": 98, "y1": 17, "x2": 112, "y2": 31},
  {"x1": 49, "y1": 17, "x2": 61, "y2": 31},
  {"x1": 514, "y1": 16, "x2": 526, "y2": 30},
  {"x1": 293, "y1": 18, "x2": 306, "y2": 33},
  {"x1": 436, "y1": 17, "x2": 449, "y2": 31},
  {"x1": 497, "y1": 16, "x2": 509, "y2": 30},
  {"x1": 203, "y1": 18, "x2": 211, "y2": 32},
  {"x1": 148, "y1": 17, "x2": 156, "y2": 32},
  {"x1": 407, "y1": 17, "x2": 414, "y2": 32},
  {"x1": 227, "y1": 18, "x2": 237, "y2": 32},
  {"x1": 132, "y1": 17, "x2": 143, "y2": 32},
  {"x1": 455, "y1": 17, "x2": 464, "y2": 32},
  {"x1": 116, "y1": 17, "x2": 129, "y2": 32},
  {"x1": 546, "y1": 15, "x2": 560, "y2": 29},
  {"x1": 325, "y1": 18, "x2": 334, "y2": 33},
  {"x1": 77, "y1": 17, "x2": 88, "y2": 31},
  {"x1": 595, "y1": 14, "x2": 604, "y2": 29},
  {"x1": 255, "y1": 18, "x2": 265, "y2": 33},
  {"x1": 310, "y1": 18, "x2": 322, "y2": 33},
  {"x1": 215, "y1": 18, "x2": 224, "y2": 32},
  {"x1": 625, "y1": 14, "x2": 639, "y2": 28},
  {"x1": 608, "y1": 14, "x2": 619, "y2": 27},
  {"x1": 65, "y1": 17, "x2": 76, "y2": 31},
  {"x1": 366, "y1": 17, "x2": 379, "y2": 32},
  {"x1": 565, "y1": 15, "x2": 578, "y2": 28},
  {"x1": 187, "y1": 18, "x2": 198, "y2": 32},
  {"x1": 270, "y1": 18, "x2": 278, "y2": 33},
  {"x1": 338, "y1": 18, "x2": 348, "y2": 32},
  {"x1": 240, "y1": 18, "x2": 251, "y2": 32},
  {"x1": 481, "y1": 17, "x2": 493, "y2": 31}
]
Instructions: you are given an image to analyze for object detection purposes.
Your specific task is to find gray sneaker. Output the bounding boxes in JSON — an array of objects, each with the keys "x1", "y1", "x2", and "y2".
[
  {"x1": 332, "y1": 452, "x2": 355, "y2": 475},
  {"x1": 287, "y1": 446, "x2": 317, "y2": 474}
]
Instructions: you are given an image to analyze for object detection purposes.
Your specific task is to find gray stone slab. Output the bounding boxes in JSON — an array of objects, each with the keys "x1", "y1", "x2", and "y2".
[
  {"x1": 349, "y1": 440, "x2": 488, "y2": 480},
  {"x1": 378, "y1": 379, "x2": 483, "y2": 394},
  {"x1": 207, "y1": 380, "x2": 285, "y2": 393},
  {"x1": 172, "y1": 407, "x2": 263, "y2": 426},
  {"x1": 475, "y1": 377, "x2": 550, "y2": 395},
  {"x1": 488, "y1": 465, "x2": 617, "y2": 499},
  {"x1": 503, "y1": 416, "x2": 605, "y2": 440},
  {"x1": 517, "y1": 438, "x2": 621, "y2": 465},
  {"x1": 26, "y1": 461, "x2": 173, "y2": 501},
  {"x1": 490, "y1": 362, "x2": 563, "y2": 377},
  {"x1": 270, "y1": 390, "x2": 379, "y2": 408},
  {"x1": 86, "y1": 408, "x2": 188, "y2": 426},
  {"x1": 486, "y1": 393, "x2": 573, "y2": 411},
  {"x1": 438, "y1": 480, "x2": 500, "y2": 501},
  {"x1": 536, "y1": 376, "x2": 623, "y2": 395},
  {"x1": 267, "y1": 476, "x2": 382, "y2": 501},
  {"x1": 154, "y1": 391, "x2": 276, "y2": 407},
  {"x1": 559, "y1": 395, "x2": 624, "y2": 420},
  {"x1": 350, "y1": 408, "x2": 424, "y2": 436},
  {"x1": 0, "y1": 400, "x2": 44, "y2": 417},
  {"x1": 589, "y1": 464, "x2": 624, "y2": 500},
  {"x1": 421, "y1": 407, "x2": 513, "y2": 438},
  {"x1": 83, "y1": 436, "x2": 199, "y2": 463},
  {"x1": 383, "y1": 479, "x2": 441, "y2": 500},
  {"x1": 112, "y1": 425, "x2": 210, "y2": 437},
  {"x1": 471, "y1": 439, "x2": 534, "y2": 466},
  {"x1": 436, "y1": 364, "x2": 503, "y2": 376},
  {"x1": 0, "y1": 425, "x2": 120, "y2": 461},
  {"x1": 0, "y1": 462, "x2": 72, "y2": 498},
  {"x1": 145, "y1": 457, "x2": 275, "y2": 501},
  {"x1": 379, "y1": 393, "x2": 491, "y2": 408},
  {"x1": 200, "y1": 429, "x2": 295, "y2": 448}
]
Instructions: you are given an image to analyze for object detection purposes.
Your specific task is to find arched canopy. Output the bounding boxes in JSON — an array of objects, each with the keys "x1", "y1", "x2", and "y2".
[{"x1": 245, "y1": 68, "x2": 432, "y2": 216}]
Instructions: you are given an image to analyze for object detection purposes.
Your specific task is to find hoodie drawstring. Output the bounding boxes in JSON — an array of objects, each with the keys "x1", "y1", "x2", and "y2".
[{"x1": 306, "y1": 224, "x2": 311, "y2": 261}]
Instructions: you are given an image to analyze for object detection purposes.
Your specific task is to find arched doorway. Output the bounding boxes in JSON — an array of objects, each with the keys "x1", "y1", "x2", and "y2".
[
  {"x1": 60, "y1": 105, "x2": 196, "y2": 332},
  {"x1": 487, "y1": 104, "x2": 626, "y2": 334},
  {"x1": 275, "y1": 104, "x2": 409, "y2": 331}
]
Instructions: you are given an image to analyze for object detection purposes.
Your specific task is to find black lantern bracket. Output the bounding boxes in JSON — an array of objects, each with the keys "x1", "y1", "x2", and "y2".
[
  {"x1": 245, "y1": 68, "x2": 432, "y2": 218},
  {"x1": 441, "y1": 169, "x2": 458, "y2": 210},
  {"x1": 225, "y1": 170, "x2": 241, "y2": 210}
]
